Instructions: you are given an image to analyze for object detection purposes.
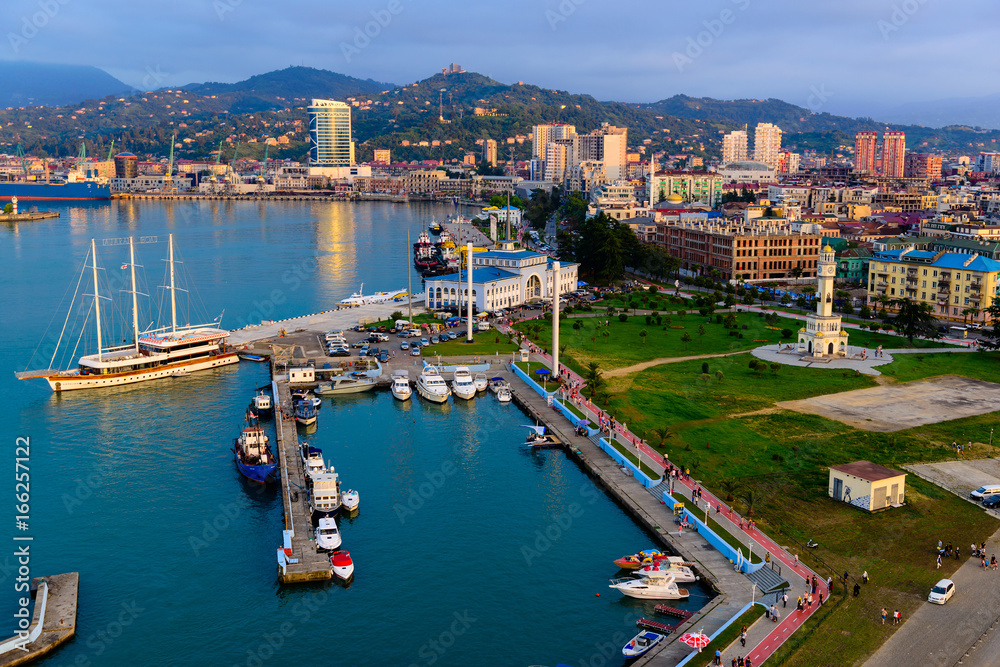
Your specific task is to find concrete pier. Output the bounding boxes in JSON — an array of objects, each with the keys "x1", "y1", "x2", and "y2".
[
  {"x1": 273, "y1": 379, "x2": 333, "y2": 584},
  {"x1": 0, "y1": 573, "x2": 78, "y2": 666},
  {"x1": 0, "y1": 212, "x2": 59, "y2": 224}
]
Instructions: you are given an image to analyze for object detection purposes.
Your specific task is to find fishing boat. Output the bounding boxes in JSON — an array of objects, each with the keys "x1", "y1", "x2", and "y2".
[
  {"x1": 391, "y1": 370, "x2": 412, "y2": 401},
  {"x1": 294, "y1": 399, "x2": 318, "y2": 426},
  {"x1": 238, "y1": 352, "x2": 270, "y2": 362},
  {"x1": 613, "y1": 550, "x2": 666, "y2": 570},
  {"x1": 16, "y1": 235, "x2": 238, "y2": 392},
  {"x1": 315, "y1": 376, "x2": 377, "y2": 395},
  {"x1": 233, "y1": 409, "x2": 278, "y2": 484},
  {"x1": 609, "y1": 574, "x2": 689, "y2": 601},
  {"x1": 473, "y1": 373, "x2": 488, "y2": 392},
  {"x1": 428, "y1": 219, "x2": 443, "y2": 234},
  {"x1": 341, "y1": 489, "x2": 360, "y2": 514},
  {"x1": 309, "y1": 471, "x2": 342, "y2": 519},
  {"x1": 496, "y1": 386, "x2": 512, "y2": 403},
  {"x1": 416, "y1": 365, "x2": 451, "y2": 403},
  {"x1": 314, "y1": 517, "x2": 342, "y2": 551},
  {"x1": 331, "y1": 550, "x2": 355, "y2": 582},
  {"x1": 251, "y1": 391, "x2": 272, "y2": 416},
  {"x1": 301, "y1": 444, "x2": 326, "y2": 480},
  {"x1": 622, "y1": 631, "x2": 665, "y2": 659},
  {"x1": 451, "y1": 366, "x2": 477, "y2": 400}
]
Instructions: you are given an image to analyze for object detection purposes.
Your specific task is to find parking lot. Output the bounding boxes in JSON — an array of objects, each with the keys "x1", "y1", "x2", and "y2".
[{"x1": 906, "y1": 459, "x2": 1000, "y2": 507}]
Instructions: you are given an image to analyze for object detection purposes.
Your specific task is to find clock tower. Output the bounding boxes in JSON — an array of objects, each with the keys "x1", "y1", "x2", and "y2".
[{"x1": 798, "y1": 245, "x2": 849, "y2": 358}]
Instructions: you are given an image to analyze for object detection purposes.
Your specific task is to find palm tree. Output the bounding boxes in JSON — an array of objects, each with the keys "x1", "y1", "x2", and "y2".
[
  {"x1": 583, "y1": 362, "x2": 605, "y2": 398},
  {"x1": 740, "y1": 488, "x2": 763, "y2": 517},
  {"x1": 719, "y1": 479, "x2": 740, "y2": 503},
  {"x1": 890, "y1": 298, "x2": 941, "y2": 344},
  {"x1": 653, "y1": 426, "x2": 672, "y2": 447},
  {"x1": 595, "y1": 389, "x2": 612, "y2": 406},
  {"x1": 602, "y1": 329, "x2": 610, "y2": 344}
]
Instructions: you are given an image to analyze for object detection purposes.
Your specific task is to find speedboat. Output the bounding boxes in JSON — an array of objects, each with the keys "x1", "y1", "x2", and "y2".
[
  {"x1": 496, "y1": 387, "x2": 512, "y2": 403},
  {"x1": 314, "y1": 517, "x2": 342, "y2": 551},
  {"x1": 251, "y1": 391, "x2": 272, "y2": 415},
  {"x1": 622, "y1": 631, "x2": 665, "y2": 658},
  {"x1": 331, "y1": 550, "x2": 355, "y2": 582},
  {"x1": 473, "y1": 373, "x2": 488, "y2": 392},
  {"x1": 391, "y1": 370, "x2": 411, "y2": 401},
  {"x1": 294, "y1": 399, "x2": 317, "y2": 426},
  {"x1": 341, "y1": 489, "x2": 360, "y2": 514},
  {"x1": 613, "y1": 550, "x2": 665, "y2": 570},
  {"x1": 451, "y1": 366, "x2": 477, "y2": 400},
  {"x1": 315, "y1": 376, "x2": 377, "y2": 395},
  {"x1": 416, "y1": 365, "x2": 451, "y2": 403},
  {"x1": 638, "y1": 561, "x2": 699, "y2": 583},
  {"x1": 309, "y1": 471, "x2": 342, "y2": 519},
  {"x1": 609, "y1": 574, "x2": 689, "y2": 600},
  {"x1": 233, "y1": 409, "x2": 278, "y2": 484},
  {"x1": 488, "y1": 377, "x2": 510, "y2": 394}
]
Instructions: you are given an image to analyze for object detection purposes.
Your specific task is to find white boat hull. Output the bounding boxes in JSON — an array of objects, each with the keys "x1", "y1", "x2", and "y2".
[
  {"x1": 416, "y1": 385, "x2": 449, "y2": 403},
  {"x1": 452, "y1": 384, "x2": 476, "y2": 400},
  {"x1": 391, "y1": 386, "x2": 411, "y2": 401},
  {"x1": 45, "y1": 353, "x2": 239, "y2": 392}
]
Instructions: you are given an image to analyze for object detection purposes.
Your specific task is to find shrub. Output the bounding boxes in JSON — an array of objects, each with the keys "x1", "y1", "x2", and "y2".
[
  {"x1": 715, "y1": 314, "x2": 723, "y2": 324},
  {"x1": 619, "y1": 313, "x2": 628, "y2": 322},
  {"x1": 702, "y1": 362, "x2": 710, "y2": 374},
  {"x1": 699, "y1": 307, "x2": 709, "y2": 317},
  {"x1": 655, "y1": 315, "x2": 662, "y2": 325},
  {"x1": 645, "y1": 315, "x2": 652, "y2": 325},
  {"x1": 391, "y1": 310, "x2": 404, "y2": 321},
  {"x1": 572, "y1": 321, "x2": 582, "y2": 330},
  {"x1": 741, "y1": 324, "x2": 748, "y2": 330},
  {"x1": 715, "y1": 370, "x2": 724, "y2": 382},
  {"x1": 677, "y1": 310, "x2": 686, "y2": 319},
  {"x1": 781, "y1": 328, "x2": 793, "y2": 339},
  {"x1": 648, "y1": 285, "x2": 658, "y2": 293}
]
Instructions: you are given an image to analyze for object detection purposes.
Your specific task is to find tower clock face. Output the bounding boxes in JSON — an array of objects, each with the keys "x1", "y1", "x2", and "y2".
[{"x1": 820, "y1": 264, "x2": 835, "y2": 276}]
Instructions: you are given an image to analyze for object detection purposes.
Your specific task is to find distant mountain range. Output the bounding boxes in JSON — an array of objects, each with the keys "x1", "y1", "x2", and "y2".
[
  {"x1": 182, "y1": 66, "x2": 394, "y2": 104},
  {"x1": 0, "y1": 61, "x2": 135, "y2": 107}
]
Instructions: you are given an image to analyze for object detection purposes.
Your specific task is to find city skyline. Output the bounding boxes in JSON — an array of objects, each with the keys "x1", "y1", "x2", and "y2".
[{"x1": 0, "y1": 0, "x2": 997, "y2": 123}]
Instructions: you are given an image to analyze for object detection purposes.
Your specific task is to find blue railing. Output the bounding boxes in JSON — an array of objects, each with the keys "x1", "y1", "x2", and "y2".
[
  {"x1": 662, "y1": 491, "x2": 756, "y2": 573},
  {"x1": 597, "y1": 437, "x2": 659, "y2": 487}
]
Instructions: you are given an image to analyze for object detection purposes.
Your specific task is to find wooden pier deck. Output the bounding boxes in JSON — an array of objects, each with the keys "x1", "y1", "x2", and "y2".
[{"x1": 273, "y1": 378, "x2": 332, "y2": 584}]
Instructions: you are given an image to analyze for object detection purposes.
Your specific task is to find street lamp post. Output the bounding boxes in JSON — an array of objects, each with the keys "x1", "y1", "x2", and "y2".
[{"x1": 990, "y1": 428, "x2": 994, "y2": 457}]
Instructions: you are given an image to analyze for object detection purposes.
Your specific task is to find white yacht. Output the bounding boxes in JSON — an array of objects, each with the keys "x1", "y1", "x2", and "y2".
[
  {"x1": 473, "y1": 373, "x2": 488, "y2": 392},
  {"x1": 315, "y1": 376, "x2": 377, "y2": 395},
  {"x1": 496, "y1": 386, "x2": 512, "y2": 403},
  {"x1": 341, "y1": 489, "x2": 360, "y2": 514},
  {"x1": 301, "y1": 445, "x2": 325, "y2": 481},
  {"x1": 637, "y1": 561, "x2": 699, "y2": 583},
  {"x1": 451, "y1": 366, "x2": 477, "y2": 400},
  {"x1": 416, "y1": 365, "x2": 451, "y2": 403},
  {"x1": 309, "y1": 471, "x2": 342, "y2": 519},
  {"x1": 391, "y1": 370, "x2": 412, "y2": 401},
  {"x1": 338, "y1": 283, "x2": 408, "y2": 306},
  {"x1": 609, "y1": 574, "x2": 689, "y2": 601},
  {"x1": 314, "y1": 517, "x2": 342, "y2": 551}
]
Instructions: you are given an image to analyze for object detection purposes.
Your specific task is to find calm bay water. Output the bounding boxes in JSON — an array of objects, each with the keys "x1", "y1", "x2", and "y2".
[{"x1": 1, "y1": 201, "x2": 709, "y2": 666}]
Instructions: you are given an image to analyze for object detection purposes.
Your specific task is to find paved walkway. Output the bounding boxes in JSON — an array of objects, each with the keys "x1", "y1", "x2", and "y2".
[{"x1": 603, "y1": 351, "x2": 748, "y2": 378}]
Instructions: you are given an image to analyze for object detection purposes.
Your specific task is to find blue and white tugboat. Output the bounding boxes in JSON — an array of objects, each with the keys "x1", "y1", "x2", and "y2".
[
  {"x1": 233, "y1": 409, "x2": 278, "y2": 484},
  {"x1": 294, "y1": 399, "x2": 318, "y2": 426}
]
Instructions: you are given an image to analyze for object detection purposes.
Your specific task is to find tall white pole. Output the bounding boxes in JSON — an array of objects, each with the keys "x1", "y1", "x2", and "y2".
[
  {"x1": 169, "y1": 233, "x2": 177, "y2": 333},
  {"x1": 552, "y1": 261, "x2": 560, "y2": 376},
  {"x1": 91, "y1": 239, "x2": 103, "y2": 362},
  {"x1": 129, "y1": 237, "x2": 139, "y2": 352},
  {"x1": 466, "y1": 242, "x2": 474, "y2": 342}
]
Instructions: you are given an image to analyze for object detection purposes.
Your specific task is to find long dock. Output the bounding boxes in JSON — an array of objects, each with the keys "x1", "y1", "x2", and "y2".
[
  {"x1": 0, "y1": 573, "x2": 78, "y2": 666},
  {"x1": 273, "y1": 379, "x2": 332, "y2": 584}
]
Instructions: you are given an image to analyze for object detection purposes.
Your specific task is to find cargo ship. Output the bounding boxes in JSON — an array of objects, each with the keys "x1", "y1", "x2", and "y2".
[{"x1": 0, "y1": 181, "x2": 111, "y2": 201}]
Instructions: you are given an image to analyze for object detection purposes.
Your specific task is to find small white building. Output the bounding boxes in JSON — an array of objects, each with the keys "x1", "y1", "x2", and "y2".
[
  {"x1": 829, "y1": 460, "x2": 906, "y2": 512},
  {"x1": 425, "y1": 243, "x2": 578, "y2": 312},
  {"x1": 288, "y1": 367, "x2": 316, "y2": 384}
]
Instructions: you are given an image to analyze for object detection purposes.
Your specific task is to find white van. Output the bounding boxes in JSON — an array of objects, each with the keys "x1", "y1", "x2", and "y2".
[{"x1": 970, "y1": 484, "x2": 1000, "y2": 500}]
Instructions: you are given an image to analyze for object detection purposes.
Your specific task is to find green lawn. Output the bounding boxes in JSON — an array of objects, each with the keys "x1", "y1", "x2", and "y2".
[
  {"x1": 592, "y1": 291, "x2": 692, "y2": 311},
  {"x1": 514, "y1": 311, "x2": 800, "y2": 370},
  {"x1": 705, "y1": 514, "x2": 763, "y2": 564},
  {"x1": 604, "y1": 437, "x2": 662, "y2": 480},
  {"x1": 365, "y1": 313, "x2": 440, "y2": 328},
  {"x1": 879, "y1": 350, "x2": 1000, "y2": 383}
]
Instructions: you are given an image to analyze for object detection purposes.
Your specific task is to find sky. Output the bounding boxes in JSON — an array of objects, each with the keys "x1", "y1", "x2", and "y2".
[{"x1": 1, "y1": 0, "x2": 997, "y2": 120}]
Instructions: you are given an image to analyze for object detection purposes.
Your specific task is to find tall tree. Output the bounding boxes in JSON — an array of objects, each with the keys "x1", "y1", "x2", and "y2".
[{"x1": 890, "y1": 298, "x2": 941, "y2": 344}]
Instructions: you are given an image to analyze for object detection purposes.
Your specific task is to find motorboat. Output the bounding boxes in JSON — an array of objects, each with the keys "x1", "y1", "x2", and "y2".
[
  {"x1": 416, "y1": 365, "x2": 451, "y2": 403},
  {"x1": 314, "y1": 517, "x2": 342, "y2": 551},
  {"x1": 331, "y1": 550, "x2": 355, "y2": 582},
  {"x1": 609, "y1": 574, "x2": 689, "y2": 600},
  {"x1": 523, "y1": 424, "x2": 560, "y2": 448},
  {"x1": 496, "y1": 387, "x2": 512, "y2": 403},
  {"x1": 341, "y1": 489, "x2": 360, "y2": 514},
  {"x1": 233, "y1": 409, "x2": 278, "y2": 484},
  {"x1": 451, "y1": 366, "x2": 477, "y2": 400},
  {"x1": 238, "y1": 352, "x2": 269, "y2": 362},
  {"x1": 488, "y1": 377, "x2": 510, "y2": 394},
  {"x1": 301, "y1": 444, "x2": 325, "y2": 480},
  {"x1": 251, "y1": 391, "x2": 272, "y2": 415},
  {"x1": 473, "y1": 373, "x2": 488, "y2": 392},
  {"x1": 613, "y1": 550, "x2": 665, "y2": 570},
  {"x1": 315, "y1": 376, "x2": 377, "y2": 395},
  {"x1": 391, "y1": 370, "x2": 411, "y2": 401},
  {"x1": 294, "y1": 399, "x2": 317, "y2": 426},
  {"x1": 309, "y1": 471, "x2": 342, "y2": 519},
  {"x1": 622, "y1": 631, "x2": 665, "y2": 658},
  {"x1": 637, "y1": 561, "x2": 699, "y2": 583}
]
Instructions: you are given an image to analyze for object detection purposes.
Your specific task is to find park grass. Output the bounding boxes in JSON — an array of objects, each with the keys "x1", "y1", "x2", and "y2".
[
  {"x1": 879, "y1": 349, "x2": 1000, "y2": 383},
  {"x1": 557, "y1": 398, "x2": 588, "y2": 422},
  {"x1": 365, "y1": 313, "x2": 440, "y2": 328},
  {"x1": 514, "y1": 311, "x2": 801, "y2": 371},
  {"x1": 592, "y1": 291, "x2": 692, "y2": 311},
  {"x1": 704, "y1": 514, "x2": 763, "y2": 564},
  {"x1": 698, "y1": 605, "x2": 766, "y2": 659}
]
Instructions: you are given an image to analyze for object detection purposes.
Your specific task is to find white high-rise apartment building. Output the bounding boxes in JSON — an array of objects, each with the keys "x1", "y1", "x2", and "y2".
[
  {"x1": 577, "y1": 123, "x2": 628, "y2": 181},
  {"x1": 544, "y1": 141, "x2": 572, "y2": 182},
  {"x1": 753, "y1": 123, "x2": 782, "y2": 168},
  {"x1": 722, "y1": 130, "x2": 748, "y2": 164},
  {"x1": 532, "y1": 124, "x2": 576, "y2": 159},
  {"x1": 308, "y1": 99, "x2": 354, "y2": 166}
]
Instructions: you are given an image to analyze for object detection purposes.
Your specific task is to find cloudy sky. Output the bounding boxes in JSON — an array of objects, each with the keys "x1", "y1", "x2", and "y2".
[{"x1": 1, "y1": 0, "x2": 997, "y2": 118}]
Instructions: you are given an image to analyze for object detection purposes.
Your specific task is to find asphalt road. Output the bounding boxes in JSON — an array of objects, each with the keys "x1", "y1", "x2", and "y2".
[{"x1": 864, "y1": 531, "x2": 1000, "y2": 667}]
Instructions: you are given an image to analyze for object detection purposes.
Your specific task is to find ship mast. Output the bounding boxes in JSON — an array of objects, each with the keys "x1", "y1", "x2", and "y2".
[
  {"x1": 169, "y1": 233, "x2": 177, "y2": 332},
  {"x1": 129, "y1": 237, "x2": 139, "y2": 352},
  {"x1": 91, "y1": 239, "x2": 103, "y2": 362}
]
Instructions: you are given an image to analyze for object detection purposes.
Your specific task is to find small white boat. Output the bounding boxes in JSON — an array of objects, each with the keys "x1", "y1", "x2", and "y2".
[
  {"x1": 252, "y1": 391, "x2": 272, "y2": 413},
  {"x1": 622, "y1": 631, "x2": 665, "y2": 658},
  {"x1": 473, "y1": 373, "x2": 488, "y2": 392},
  {"x1": 416, "y1": 365, "x2": 451, "y2": 403},
  {"x1": 451, "y1": 366, "x2": 477, "y2": 400},
  {"x1": 315, "y1": 376, "x2": 377, "y2": 395},
  {"x1": 331, "y1": 550, "x2": 355, "y2": 582},
  {"x1": 171, "y1": 368, "x2": 190, "y2": 377},
  {"x1": 609, "y1": 574, "x2": 689, "y2": 600},
  {"x1": 342, "y1": 489, "x2": 360, "y2": 513},
  {"x1": 488, "y1": 377, "x2": 510, "y2": 394},
  {"x1": 637, "y1": 561, "x2": 699, "y2": 583},
  {"x1": 496, "y1": 387, "x2": 512, "y2": 403},
  {"x1": 314, "y1": 517, "x2": 342, "y2": 551},
  {"x1": 391, "y1": 370, "x2": 412, "y2": 401},
  {"x1": 301, "y1": 445, "x2": 325, "y2": 480}
]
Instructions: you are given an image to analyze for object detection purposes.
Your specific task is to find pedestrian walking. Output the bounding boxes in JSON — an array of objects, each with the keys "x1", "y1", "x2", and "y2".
[
  {"x1": 956, "y1": 546, "x2": 961, "y2": 560},
  {"x1": 826, "y1": 576, "x2": 833, "y2": 591},
  {"x1": 740, "y1": 629, "x2": 747, "y2": 647},
  {"x1": 881, "y1": 608, "x2": 887, "y2": 624},
  {"x1": 936, "y1": 554, "x2": 942, "y2": 569},
  {"x1": 893, "y1": 610, "x2": 900, "y2": 625},
  {"x1": 794, "y1": 553, "x2": 798, "y2": 566},
  {"x1": 819, "y1": 592, "x2": 824, "y2": 605},
  {"x1": 862, "y1": 570, "x2": 869, "y2": 584},
  {"x1": 782, "y1": 592, "x2": 788, "y2": 608},
  {"x1": 843, "y1": 571, "x2": 849, "y2": 585},
  {"x1": 715, "y1": 649, "x2": 721, "y2": 665},
  {"x1": 853, "y1": 583, "x2": 860, "y2": 597}
]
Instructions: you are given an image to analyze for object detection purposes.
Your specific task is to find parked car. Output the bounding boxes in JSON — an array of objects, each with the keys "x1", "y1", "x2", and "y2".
[
  {"x1": 400, "y1": 341, "x2": 410, "y2": 350},
  {"x1": 410, "y1": 346, "x2": 421, "y2": 356},
  {"x1": 359, "y1": 345, "x2": 370, "y2": 357},
  {"x1": 420, "y1": 338, "x2": 429, "y2": 346},
  {"x1": 328, "y1": 348, "x2": 351, "y2": 357},
  {"x1": 928, "y1": 579, "x2": 955, "y2": 604},
  {"x1": 430, "y1": 336, "x2": 440, "y2": 344},
  {"x1": 971, "y1": 484, "x2": 1000, "y2": 500},
  {"x1": 352, "y1": 340, "x2": 368, "y2": 348},
  {"x1": 447, "y1": 331, "x2": 458, "y2": 340},
  {"x1": 367, "y1": 346, "x2": 380, "y2": 358},
  {"x1": 983, "y1": 494, "x2": 1000, "y2": 509},
  {"x1": 378, "y1": 350, "x2": 390, "y2": 362}
]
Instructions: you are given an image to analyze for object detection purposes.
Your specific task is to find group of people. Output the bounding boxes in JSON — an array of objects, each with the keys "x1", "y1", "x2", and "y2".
[
  {"x1": 880, "y1": 608, "x2": 902, "y2": 625},
  {"x1": 764, "y1": 604, "x2": 781, "y2": 622},
  {"x1": 714, "y1": 651, "x2": 754, "y2": 666}
]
